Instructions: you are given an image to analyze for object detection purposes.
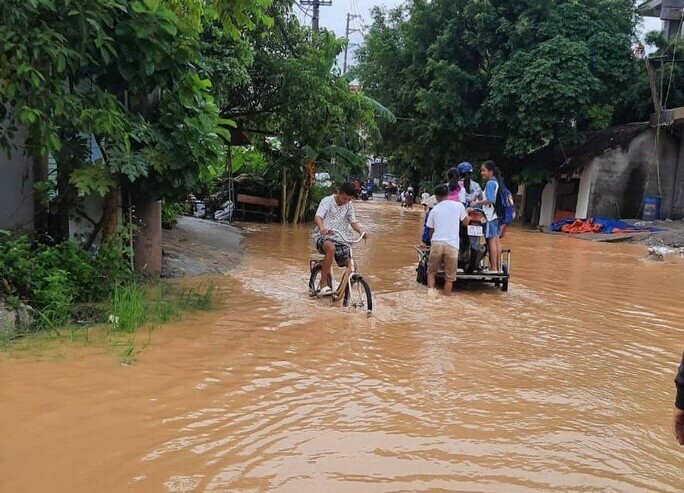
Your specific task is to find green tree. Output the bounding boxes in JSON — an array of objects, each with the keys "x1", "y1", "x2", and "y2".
[
  {"x1": 356, "y1": 0, "x2": 646, "y2": 183},
  {"x1": 201, "y1": 6, "x2": 385, "y2": 222},
  {"x1": 1, "y1": 0, "x2": 272, "y2": 241}
]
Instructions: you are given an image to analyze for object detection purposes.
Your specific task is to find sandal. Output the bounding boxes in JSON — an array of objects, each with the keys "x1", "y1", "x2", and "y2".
[{"x1": 318, "y1": 286, "x2": 333, "y2": 296}]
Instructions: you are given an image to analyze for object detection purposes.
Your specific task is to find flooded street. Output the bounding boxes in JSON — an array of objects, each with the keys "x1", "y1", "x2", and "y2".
[{"x1": 1, "y1": 200, "x2": 683, "y2": 492}]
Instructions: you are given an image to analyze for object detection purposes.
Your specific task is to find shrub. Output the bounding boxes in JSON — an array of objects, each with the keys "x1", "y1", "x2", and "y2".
[
  {"x1": 162, "y1": 200, "x2": 186, "y2": 229},
  {"x1": 0, "y1": 231, "x2": 132, "y2": 329}
]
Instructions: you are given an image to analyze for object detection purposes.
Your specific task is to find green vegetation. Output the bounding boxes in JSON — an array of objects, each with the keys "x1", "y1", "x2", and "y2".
[
  {"x1": 0, "y1": 231, "x2": 130, "y2": 330},
  {"x1": 0, "y1": 2, "x2": 386, "y2": 354},
  {"x1": 355, "y1": 0, "x2": 679, "y2": 184}
]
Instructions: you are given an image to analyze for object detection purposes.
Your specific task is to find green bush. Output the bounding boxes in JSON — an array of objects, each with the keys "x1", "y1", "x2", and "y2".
[
  {"x1": 162, "y1": 200, "x2": 185, "y2": 229},
  {"x1": 0, "y1": 231, "x2": 131, "y2": 329},
  {"x1": 33, "y1": 270, "x2": 73, "y2": 328}
]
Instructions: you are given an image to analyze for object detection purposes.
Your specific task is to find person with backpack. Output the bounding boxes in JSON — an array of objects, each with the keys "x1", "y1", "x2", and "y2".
[{"x1": 473, "y1": 160, "x2": 503, "y2": 272}]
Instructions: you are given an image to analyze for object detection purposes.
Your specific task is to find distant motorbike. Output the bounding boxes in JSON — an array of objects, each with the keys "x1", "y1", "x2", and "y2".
[{"x1": 360, "y1": 187, "x2": 370, "y2": 201}]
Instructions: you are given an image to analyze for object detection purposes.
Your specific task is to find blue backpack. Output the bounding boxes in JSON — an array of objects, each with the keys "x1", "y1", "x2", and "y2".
[{"x1": 495, "y1": 185, "x2": 516, "y2": 225}]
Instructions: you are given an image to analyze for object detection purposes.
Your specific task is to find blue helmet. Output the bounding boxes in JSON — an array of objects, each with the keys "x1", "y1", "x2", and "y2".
[{"x1": 457, "y1": 162, "x2": 474, "y2": 175}]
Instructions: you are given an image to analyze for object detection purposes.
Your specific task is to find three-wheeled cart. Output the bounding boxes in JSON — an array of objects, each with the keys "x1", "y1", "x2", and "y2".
[{"x1": 414, "y1": 246, "x2": 511, "y2": 292}]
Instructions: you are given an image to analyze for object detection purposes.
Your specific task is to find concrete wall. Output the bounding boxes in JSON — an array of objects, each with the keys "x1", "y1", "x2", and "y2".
[
  {"x1": 585, "y1": 130, "x2": 680, "y2": 218},
  {"x1": 0, "y1": 127, "x2": 34, "y2": 232},
  {"x1": 665, "y1": 127, "x2": 684, "y2": 219},
  {"x1": 69, "y1": 193, "x2": 105, "y2": 244}
]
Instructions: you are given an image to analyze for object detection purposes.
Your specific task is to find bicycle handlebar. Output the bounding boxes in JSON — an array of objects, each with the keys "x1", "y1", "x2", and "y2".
[{"x1": 327, "y1": 230, "x2": 366, "y2": 243}]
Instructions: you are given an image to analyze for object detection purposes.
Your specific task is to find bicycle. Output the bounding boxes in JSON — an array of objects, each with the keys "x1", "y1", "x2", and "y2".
[{"x1": 308, "y1": 230, "x2": 373, "y2": 315}]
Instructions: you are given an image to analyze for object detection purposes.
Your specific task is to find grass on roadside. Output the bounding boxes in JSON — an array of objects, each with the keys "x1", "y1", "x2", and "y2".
[{"x1": 1, "y1": 280, "x2": 219, "y2": 364}]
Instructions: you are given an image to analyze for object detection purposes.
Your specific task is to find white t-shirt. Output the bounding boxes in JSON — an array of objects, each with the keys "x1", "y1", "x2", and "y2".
[
  {"x1": 425, "y1": 199, "x2": 467, "y2": 249},
  {"x1": 312, "y1": 195, "x2": 357, "y2": 244},
  {"x1": 483, "y1": 179, "x2": 499, "y2": 221},
  {"x1": 421, "y1": 192, "x2": 430, "y2": 204}
]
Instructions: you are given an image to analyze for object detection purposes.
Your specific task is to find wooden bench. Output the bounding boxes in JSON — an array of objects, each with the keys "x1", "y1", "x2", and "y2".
[{"x1": 236, "y1": 194, "x2": 279, "y2": 223}]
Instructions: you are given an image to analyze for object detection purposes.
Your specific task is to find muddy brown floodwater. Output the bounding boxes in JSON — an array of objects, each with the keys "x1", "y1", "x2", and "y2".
[{"x1": 2, "y1": 200, "x2": 684, "y2": 492}]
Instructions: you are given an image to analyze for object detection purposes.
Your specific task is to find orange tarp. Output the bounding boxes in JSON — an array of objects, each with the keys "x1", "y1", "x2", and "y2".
[{"x1": 560, "y1": 218, "x2": 602, "y2": 234}]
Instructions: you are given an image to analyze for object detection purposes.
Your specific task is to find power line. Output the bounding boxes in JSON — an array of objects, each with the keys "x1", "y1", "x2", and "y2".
[{"x1": 293, "y1": 1, "x2": 312, "y2": 18}]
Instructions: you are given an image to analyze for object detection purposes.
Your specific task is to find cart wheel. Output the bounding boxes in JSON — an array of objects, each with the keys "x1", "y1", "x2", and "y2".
[{"x1": 501, "y1": 264, "x2": 509, "y2": 292}]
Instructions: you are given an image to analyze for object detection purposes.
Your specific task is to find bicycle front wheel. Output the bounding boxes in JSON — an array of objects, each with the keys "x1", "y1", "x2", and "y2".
[{"x1": 343, "y1": 275, "x2": 372, "y2": 313}]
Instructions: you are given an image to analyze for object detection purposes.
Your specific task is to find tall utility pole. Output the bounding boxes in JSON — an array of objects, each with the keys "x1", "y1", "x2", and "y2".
[
  {"x1": 343, "y1": 13, "x2": 362, "y2": 73},
  {"x1": 300, "y1": 0, "x2": 332, "y2": 33}
]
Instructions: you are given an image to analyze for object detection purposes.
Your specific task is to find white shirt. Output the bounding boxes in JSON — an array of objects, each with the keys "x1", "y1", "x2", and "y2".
[
  {"x1": 425, "y1": 199, "x2": 467, "y2": 249},
  {"x1": 312, "y1": 195, "x2": 356, "y2": 244},
  {"x1": 482, "y1": 179, "x2": 499, "y2": 221}
]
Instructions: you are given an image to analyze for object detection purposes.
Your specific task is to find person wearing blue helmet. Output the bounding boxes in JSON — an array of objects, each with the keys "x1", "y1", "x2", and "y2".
[{"x1": 457, "y1": 162, "x2": 483, "y2": 207}]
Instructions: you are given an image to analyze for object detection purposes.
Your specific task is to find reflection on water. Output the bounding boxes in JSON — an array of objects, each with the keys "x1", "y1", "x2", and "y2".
[{"x1": 1, "y1": 200, "x2": 683, "y2": 492}]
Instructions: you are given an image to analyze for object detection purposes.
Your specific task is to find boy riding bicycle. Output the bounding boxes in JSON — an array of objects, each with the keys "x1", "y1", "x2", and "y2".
[{"x1": 312, "y1": 181, "x2": 368, "y2": 296}]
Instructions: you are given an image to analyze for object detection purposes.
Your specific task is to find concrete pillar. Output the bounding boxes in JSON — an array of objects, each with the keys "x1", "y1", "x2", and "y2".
[
  {"x1": 575, "y1": 162, "x2": 595, "y2": 219},
  {"x1": 133, "y1": 198, "x2": 162, "y2": 277},
  {"x1": 539, "y1": 179, "x2": 557, "y2": 227}
]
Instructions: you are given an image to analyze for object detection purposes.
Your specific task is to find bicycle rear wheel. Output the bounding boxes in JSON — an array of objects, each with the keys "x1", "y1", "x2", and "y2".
[
  {"x1": 309, "y1": 263, "x2": 332, "y2": 296},
  {"x1": 343, "y1": 275, "x2": 372, "y2": 313}
]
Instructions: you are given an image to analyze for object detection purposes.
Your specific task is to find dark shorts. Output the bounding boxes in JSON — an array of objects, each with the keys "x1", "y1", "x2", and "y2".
[{"x1": 316, "y1": 237, "x2": 350, "y2": 267}]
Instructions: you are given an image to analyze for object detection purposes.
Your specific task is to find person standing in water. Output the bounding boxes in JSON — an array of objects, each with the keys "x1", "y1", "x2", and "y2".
[
  {"x1": 425, "y1": 184, "x2": 469, "y2": 296},
  {"x1": 472, "y1": 160, "x2": 502, "y2": 272}
]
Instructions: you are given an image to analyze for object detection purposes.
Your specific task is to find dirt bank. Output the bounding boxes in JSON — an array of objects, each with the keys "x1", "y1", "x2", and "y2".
[
  {"x1": 162, "y1": 216, "x2": 244, "y2": 278},
  {"x1": 625, "y1": 219, "x2": 684, "y2": 249}
]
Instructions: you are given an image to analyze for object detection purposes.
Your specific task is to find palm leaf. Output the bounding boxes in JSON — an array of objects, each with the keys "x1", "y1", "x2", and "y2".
[
  {"x1": 323, "y1": 145, "x2": 365, "y2": 167},
  {"x1": 363, "y1": 95, "x2": 396, "y2": 123}
]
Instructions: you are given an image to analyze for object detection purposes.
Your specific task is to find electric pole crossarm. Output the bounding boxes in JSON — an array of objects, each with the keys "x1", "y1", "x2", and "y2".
[{"x1": 300, "y1": 0, "x2": 333, "y2": 32}]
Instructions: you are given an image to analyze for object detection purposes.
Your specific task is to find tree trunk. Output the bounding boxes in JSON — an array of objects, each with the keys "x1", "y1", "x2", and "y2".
[
  {"x1": 296, "y1": 159, "x2": 316, "y2": 223},
  {"x1": 54, "y1": 134, "x2": 76, "y2": 242},
  {"x1": 292, "y1": 178, "x2": 306, "y2": 224},
  {"x1": 32, "y1": 154, "x2": 49, "y2": 238},
  {"x1": 281, "y1": 168, "x2": 288, "y2": 223},
  {"x1": 101, "y1": 184, "x2": 119, "y2": 242},
  {"x1": 132, "y1": 196, "x2": 162, "y2": 278},
  {"x1": 297, "y1": 185, "x2": 311, "y2": 224}
]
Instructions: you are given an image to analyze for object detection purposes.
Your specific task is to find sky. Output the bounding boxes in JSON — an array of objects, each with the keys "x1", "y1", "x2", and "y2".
[
  {"x1": 294, "y1": 1, "x2": 663, "y2": 70},
  {"x1": 294, "y1": 1, "x2": 404, "y2": 69}
]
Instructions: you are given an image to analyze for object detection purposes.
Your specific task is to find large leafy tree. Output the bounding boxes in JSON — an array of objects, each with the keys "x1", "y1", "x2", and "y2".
[
  {"x1": 200, "y1": 4, "x2": 385, "y2": 223},
  {"x1": 0, "y1": 0, "x2": 271, "y2": 241},
  {"x1": 356, "y1": 0, "x2": 645, "y2": 182}
]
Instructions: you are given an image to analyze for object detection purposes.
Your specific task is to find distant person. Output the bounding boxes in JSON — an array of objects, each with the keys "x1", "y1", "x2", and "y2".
[
  {"x1": 353, "y1": 179, "x2": 361, "y2": 198},
  {"x1": 473, "y1": 160, "x2": 502, "y2": 272},
  {"x1": 674, "y1": 351, "x2": 684, "y2": 445},
  {"x1": 405, "y1": 190, "x2": 414, "y2": 209},
  {"x1": 421, "y1": 194, "x2": 437, "y2": 245},
  {"x1": 420, "y1": 189, "x2": 430, "y2": 210},
  {"x1": 425, "y1": 184, "x2": 469, "y2": 296},
  {"x1": 312, "y1": 181, "x2": 367, "y2": 296}
]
